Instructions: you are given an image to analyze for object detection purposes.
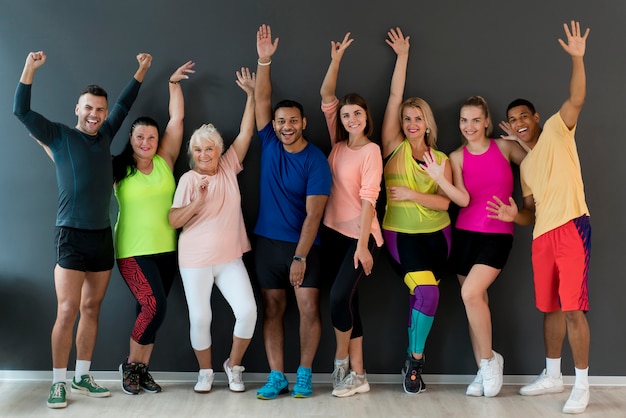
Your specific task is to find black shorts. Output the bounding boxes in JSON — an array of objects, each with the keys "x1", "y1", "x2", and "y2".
[
  {"x1": 54, "y1": 226, "x2": 114, "y2": 272},
  {"x1": 451, "y1": 228, "x2": 513, "y2": 277},
  {"x1": 254, "y1": 236, "x2": 321, "y2": 289}
]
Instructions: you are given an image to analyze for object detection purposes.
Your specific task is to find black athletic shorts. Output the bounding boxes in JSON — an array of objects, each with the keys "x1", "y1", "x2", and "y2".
[
  {"x1": 54, "y1": 226, "x2": 114, "y2": 272},
  {"x1": 254, "y1": 236, "x2": 321, "y2": 289},
  {"x1": 451, "y1": 228, "x2": 513, "y2": 277}
]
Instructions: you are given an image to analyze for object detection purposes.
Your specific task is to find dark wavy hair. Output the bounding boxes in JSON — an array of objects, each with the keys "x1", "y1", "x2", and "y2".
[
  {"x1": 112, "y1": 116, "x2": 160, "y2": 184},
  {"x1": 335, "y1": 93, "x2": 373, "y2": 142}
]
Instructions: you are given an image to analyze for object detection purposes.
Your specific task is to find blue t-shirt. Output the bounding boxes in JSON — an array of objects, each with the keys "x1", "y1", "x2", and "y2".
[
  {"x1": 13, "y1": 79, "x2": 141, "y2": 230},
  {"x1": 253, "y1": 122, "x2": 331, "y2": 245}
]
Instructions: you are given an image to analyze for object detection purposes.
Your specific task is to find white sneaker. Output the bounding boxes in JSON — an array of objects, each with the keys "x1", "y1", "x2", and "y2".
[
  {"x1": 466, "y1": 369, "x2": 483, "y2": 397},
  {"x1": 562, "y1": 386, "x2": 590, "y2": 414},
  {"x1": 482, "y1": 351, "x2": 504, "y2": 397},
  {"x1": 332, "y1": 360, "x2": 349, "y2": 390},
  {"x1": 194, "y1": 370, "x2": 214, "y2": 393},
  {"x1": 223, "y1": 358, "x2": 245, "y2": 392},
  {"x1": 519, "y1": 369, "x2": 564, "y2": 396},
  {"x1": 332, "y1": 371, "x2": 370, "y2": 398}
]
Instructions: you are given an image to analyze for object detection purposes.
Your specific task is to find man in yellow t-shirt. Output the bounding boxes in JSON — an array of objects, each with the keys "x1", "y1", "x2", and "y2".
[{"x1": 487, "y1": 21, "x2": 592, "y2": 414}]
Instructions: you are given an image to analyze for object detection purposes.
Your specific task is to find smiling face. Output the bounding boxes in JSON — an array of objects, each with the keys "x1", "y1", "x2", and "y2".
[
  {"x1": 401, "y1": 106, "x2": 428, "y2": 141},
  {"x1": 340, "y1": 104, "x2": 368, "y2": 137},
  {"x1": 192, "y1": 139, "x2": 221, "y2": 175},
  {"x1": 75, "y1": 93, "x2": 108, "y2": 135},
  {"x1": 272, "y1": 106, "x2": 307, "y2": 149},
  {"x1": 460, "y1": 105, "x2": 490, "y2": 143},
  {"x1": 507, "y1": 105, "x2": 541, "y2": 145},
  {"x1": 130, "y1": 124, "x2": 159, "y2": 161}
]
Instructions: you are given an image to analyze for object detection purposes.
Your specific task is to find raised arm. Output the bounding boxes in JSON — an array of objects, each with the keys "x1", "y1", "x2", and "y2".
[
  {"x1": 320, "y1": 32, "x2": 353, "y2": 104},
  {"x1": 320, "y1": 32, "x2": 354, "y2": 145},
  {"x1": 382, "y1": 28, "x2": 410, "y2": 158},
  {"x1": 19, "y1": 51, "x2": 46, "y2": 85},
  {"x1": 133, "y1": 53, "x2": 152, "y2": 83},
  {"x1": 231, "y1": 67, "x2": 256, "y2": 163},
  {"x1": 158, "y1": 60, "x2": 196, "y2": 170},
  {"x1": 255, "y1": 24, "x2": 279, "y2": 130},
  {"x1": 557, "y1": 20, "x2": 589, "y2": 129}
]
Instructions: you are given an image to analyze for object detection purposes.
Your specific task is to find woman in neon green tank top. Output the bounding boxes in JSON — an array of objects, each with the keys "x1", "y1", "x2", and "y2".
[{"x1": 112, "y1": 60, "x2": 195, "y2": 395}]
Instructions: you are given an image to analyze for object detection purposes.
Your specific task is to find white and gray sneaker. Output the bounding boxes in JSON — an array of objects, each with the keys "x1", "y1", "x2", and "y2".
[
  {"x1": 223, "y1": 358, "x2": 245, "y2": 392},
  {"x1": 332, "y1": 359, "x2": 349, "y2": 390},
  {"x1": 194, "y1": 369, "x2": 214, "y2": 393},
  {"x1": 332, "y1": 371, "x2": 370, "y2": 398},
  {"x1": 482, "y1": 351, "x2": 504, "y2": 397},
  {"x1": 466, "y1": 369, "x2": 483, "y2": 397},
  {"x1": 519, "y1": 369, "x2": 564, "y2": 396},
  {"x1": 562, "y1": 385, "x2": 590, "y2": 414}
]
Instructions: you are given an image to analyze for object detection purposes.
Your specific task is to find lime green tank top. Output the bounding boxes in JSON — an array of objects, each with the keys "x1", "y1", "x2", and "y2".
[
  {"x1": 382, "y1": 140, "x2": 451, "y2": 233},
  {"x1": 114, "y1": 154, "x2": 177, "y2": 258}
]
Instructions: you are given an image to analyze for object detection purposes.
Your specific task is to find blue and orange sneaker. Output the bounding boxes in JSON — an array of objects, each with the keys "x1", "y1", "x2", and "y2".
[
  {"x1": 256, "y1": 370, "x2": 289, "y2": 400},
  {"x1": 291, "y1": 366, "x2": 313, "y2": 398}
]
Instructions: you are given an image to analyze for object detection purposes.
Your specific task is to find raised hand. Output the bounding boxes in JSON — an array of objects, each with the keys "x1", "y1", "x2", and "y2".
[
  {"x1": 170, "y1": 60, "x2": 196, "y2": 83},
  {"x1": 331, "y1": 32, "x2": 354, "y2": 61},
  {"x1": 558, "y1": 20, "x2": 589, "y2": 58},
  {"x1": 136, "y1": 53, "x2": 153, "y2": 70},
  {"x1": 25, "y1": 51, "x2": 46, "y2": 70},
  {"x1": 257, "y1": 24, "x2": 279, "y2": 61},
  {"x1": 385, "y1": 27, "x2": 410, "y2": 56},
  {"x1": 486, "y1": 195, "x2": 518, "y2": 222},
  {"x1": 235, "y1": 67, "x2": 256, "y2": 95},
  {"x1": 498, "y1": 121, "x2": 519, "y2": 141}
]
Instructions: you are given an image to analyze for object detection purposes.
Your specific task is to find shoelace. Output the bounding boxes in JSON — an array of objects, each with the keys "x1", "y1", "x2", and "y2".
[
  {"x1": 84, "y1": 375, "x2": 103, "y2": 389},
  {"x1": 230, "y1": 367, "x2": 243, "y2": 384},
  {"x1": 295, "y1": 371, "x2": 311, "y2": 388},
  {"x1": 51, "y1": 384, "x2": 64, "y2": 398},
  {"x1": 332, "y1": 365, "x2": 346, "y2": 384}
]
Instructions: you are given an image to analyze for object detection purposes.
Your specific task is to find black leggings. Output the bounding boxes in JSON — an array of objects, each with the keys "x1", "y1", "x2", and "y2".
[
  {"x1": 117, "y1": 252, "x2": 177, "y2": 345},
  {"x1": 323, "y1": 227, "x2": 379, "y2": 338}
]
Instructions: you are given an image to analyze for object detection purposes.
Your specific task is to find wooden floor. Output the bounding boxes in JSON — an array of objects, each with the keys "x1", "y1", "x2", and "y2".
[{"x1": 1, "y1": 379, "x2": 624, "y2": 417}]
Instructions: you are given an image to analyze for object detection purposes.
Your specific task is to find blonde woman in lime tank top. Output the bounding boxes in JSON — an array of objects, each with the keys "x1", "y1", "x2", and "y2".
[{"x1": 381, "y1": 27, "x2": 452, "y2": 395}]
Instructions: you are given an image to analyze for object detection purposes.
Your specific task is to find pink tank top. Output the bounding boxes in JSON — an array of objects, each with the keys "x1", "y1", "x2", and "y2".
[{"x1": 456, "y1": 139, "x2": 514, "y2": 234}]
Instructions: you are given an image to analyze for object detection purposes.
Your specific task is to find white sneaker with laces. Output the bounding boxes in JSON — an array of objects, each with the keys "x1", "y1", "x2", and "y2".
[
  {"x1": 519, "y1": 369, "x2": 564, "y2": 396},
  {"x1": 194, "y1": 369, "x2": 214, "y2": 393},
  {"x1": 332, "y1": 371, "x2": 370, "y2": 398},
  {"x1": 466, "y1": 369, "x2": 483, "y2": 397},
  {"x1": 332, "y1": 360, "x2": 349, "y2": 390},
  {"x1": 223, "y1": 358, "x2": 245, "y2": 392},
  {"x1": 562, "y1": 386, "x2": 590, "y2": 414},
  {"x1": 482, "y1": 351, "x2": 504, "y2": 397}
]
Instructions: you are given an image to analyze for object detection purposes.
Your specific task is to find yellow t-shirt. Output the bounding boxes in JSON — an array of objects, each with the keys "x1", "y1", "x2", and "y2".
[
  {"x1": 520, "y1": 113, "x2": 590, "y2": 239},
  {"x1": 382, "y1": 140, "x2": 450, "y2": 233},
  {"x1": 114, "y1": 154, "x2": 177, "y2": 258}
]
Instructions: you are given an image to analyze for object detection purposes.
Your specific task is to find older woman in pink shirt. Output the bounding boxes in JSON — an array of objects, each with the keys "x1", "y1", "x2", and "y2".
[{"x1": 168, "y1": 68, "x2": 257, "y2": 394}]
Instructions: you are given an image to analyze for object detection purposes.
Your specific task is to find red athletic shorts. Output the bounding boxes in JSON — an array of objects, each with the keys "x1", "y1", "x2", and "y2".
[{"x1": 531, "y1": 216, "x2": 591, "y2": 313}]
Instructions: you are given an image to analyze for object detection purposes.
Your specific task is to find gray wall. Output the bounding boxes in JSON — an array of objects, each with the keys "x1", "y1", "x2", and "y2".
[{"x1": 1, "y1": 0, "x2": 625, "y2": 376}]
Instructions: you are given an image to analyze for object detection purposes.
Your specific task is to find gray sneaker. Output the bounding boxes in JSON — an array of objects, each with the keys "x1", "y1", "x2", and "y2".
[
  {"x1": 332, "y1": 359, "x2": 349, "y2": 390},
  {"x1": 332, "y1": 371, "x2": 370, "y2": 398}
]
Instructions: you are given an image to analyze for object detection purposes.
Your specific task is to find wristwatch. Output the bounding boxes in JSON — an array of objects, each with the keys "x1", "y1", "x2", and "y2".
[{"x1": 293, "y1": 255, "x2": 306, "y2": 262}]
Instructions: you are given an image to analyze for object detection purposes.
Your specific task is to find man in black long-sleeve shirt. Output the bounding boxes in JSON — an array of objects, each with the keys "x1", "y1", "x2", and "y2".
[{"x1": 13, "y1": 51, "x2": 151, "y2": 409}]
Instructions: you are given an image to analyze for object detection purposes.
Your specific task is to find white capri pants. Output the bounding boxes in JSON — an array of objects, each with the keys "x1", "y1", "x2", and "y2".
[{"x1": 180, "y1": 257, "x2": 257, "y2": 351}]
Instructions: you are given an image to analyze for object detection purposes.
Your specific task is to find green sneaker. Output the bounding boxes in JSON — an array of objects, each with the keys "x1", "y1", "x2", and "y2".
[
  {"x1": 47, "y1": 382, "x2": 67, "y2": 409},
  {"x1": 71, "y1": 374, "x2": 111, "y2": 398}
]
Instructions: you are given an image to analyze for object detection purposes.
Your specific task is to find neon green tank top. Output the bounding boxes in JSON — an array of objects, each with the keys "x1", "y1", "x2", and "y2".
[
  {"x1": 114, "y1": 154, "x2": 177, "y2": 258},
  {"x1": 382, "y1": 140, "x2": 451, "y2": 233}
]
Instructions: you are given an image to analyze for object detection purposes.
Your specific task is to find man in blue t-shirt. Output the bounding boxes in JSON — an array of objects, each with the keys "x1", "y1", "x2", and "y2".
[
  {"x1": 13, "y1": 50, "x2": 151, "y2": 409},
  {"x1": 253, "y1": 24, "x2": 331, "y2": 400}
]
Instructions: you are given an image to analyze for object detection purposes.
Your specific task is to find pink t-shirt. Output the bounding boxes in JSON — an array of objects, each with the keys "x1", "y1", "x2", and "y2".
[
  {"x1": 321, "y1": 99, "x2": 384, "y2": 246},
  {"x1": 172, "y1": 147, "x2": 251, "y2": 267}
]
